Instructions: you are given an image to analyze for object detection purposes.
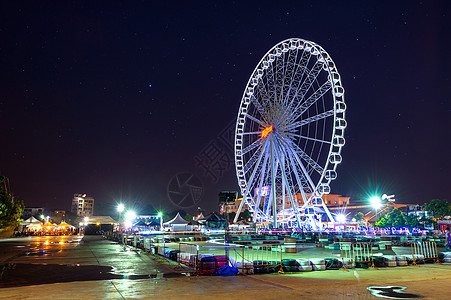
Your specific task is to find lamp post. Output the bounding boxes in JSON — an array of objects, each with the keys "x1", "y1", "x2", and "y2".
[
  {"x1": 117, "y1": 204, "x2": 125, "y2": 231},
  {"x1": 158, "y1": 212, "x2": 163, "y2": 231},
  {"x1": 124, "y1": 211, "x2": 136, "y2": 231},
  {"x1": 370, "y1": 196, "x2": 382, "y2": 225}
]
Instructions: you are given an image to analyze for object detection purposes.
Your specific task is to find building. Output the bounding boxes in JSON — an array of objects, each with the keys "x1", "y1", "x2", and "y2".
[
  {"x1": 404, "y1": 204, "x2": 431, "y2": 218},
  {"x1": 225, "y1": 194, "x2": 350, "y2": 215},
  {"x1": 293, "y1": 193, "x2": 350, "y2": 207},
  {"x1": 224, "y1": 198, "x2": 249, "y2": 214},
  {"x1": 22, "y1": 207, "x2": 45, "y2": 219},
  {"x1": 71, "y1": 194, "x2": 95, "y2": 217}
]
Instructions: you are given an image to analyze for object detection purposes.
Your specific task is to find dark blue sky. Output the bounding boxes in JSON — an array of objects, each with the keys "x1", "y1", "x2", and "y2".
[{"x1": 0, "y1": 1, "x2": 450, "y2": 214}]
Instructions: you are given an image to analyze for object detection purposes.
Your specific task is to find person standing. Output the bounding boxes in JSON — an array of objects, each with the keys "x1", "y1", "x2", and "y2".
[{"x1": 446, "y1": 227, "x2": 451, "y2": 252}]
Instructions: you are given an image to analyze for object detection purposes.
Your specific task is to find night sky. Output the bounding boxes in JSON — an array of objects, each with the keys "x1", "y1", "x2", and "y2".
[{"x1": 1, "y1": 1, "x2": 450, "y2": 215}]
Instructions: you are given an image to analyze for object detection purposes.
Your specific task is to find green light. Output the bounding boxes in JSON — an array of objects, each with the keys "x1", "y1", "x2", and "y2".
[{"x1": 158, "y1": 212, "x2": 163, "y2": 218}]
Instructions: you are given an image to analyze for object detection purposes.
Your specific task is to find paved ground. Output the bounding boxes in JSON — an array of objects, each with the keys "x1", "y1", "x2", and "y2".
[{"x1": 1, "y1": 235, "x2": 451, "y2": 299}]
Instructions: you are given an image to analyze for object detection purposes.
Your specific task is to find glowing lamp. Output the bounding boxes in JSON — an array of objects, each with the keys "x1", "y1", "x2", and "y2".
[
  {"x1": 336, "y1": 214, "x2": 346, "y2": 223},
  {"x1": 261, "y1": 125, "x2": 273, "y2": 138},
  {"x1": 370, "y1": 196, "x2": 382, "y2": 209},
  {"x1": 125, "y1": 211, "x2": 136, "y2": 221},
  {"x1": 117, "y1": 203, "x2": 125, "y2": 213}
]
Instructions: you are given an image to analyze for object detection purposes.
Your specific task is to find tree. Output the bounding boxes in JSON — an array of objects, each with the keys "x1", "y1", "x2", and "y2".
[
  {"x1": 424, "y1": 199, "x2": 451, "y2": 219},
  {"x1": 0, "y1": 176, "x2": 24, "y2": 230},
  {"x1": 184, "y1": 213, "x2": 193, "y2": 222},
  {"x1": 64, "y1": 211, "x2": 81, "y2": 227},
  {"x1": 354, "y1": 212, "x2": 364, "y2": 222},
  {"x1": 228, "y1": 212, "x2": 236, "y2": 222},
  {"x1": 404, "y1": 213, "x2": 420, "y2": 228},
  {"x1": 374, "y1": 208, "x2": 420, "y2": 229},
  {"x1": 238, "y1": 209, "x2": 252, "y2": 221}
]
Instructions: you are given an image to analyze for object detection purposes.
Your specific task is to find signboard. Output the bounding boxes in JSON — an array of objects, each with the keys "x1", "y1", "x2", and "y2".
[{"x1": 254, "y1": 186, "x2": 270, "y2": 197}]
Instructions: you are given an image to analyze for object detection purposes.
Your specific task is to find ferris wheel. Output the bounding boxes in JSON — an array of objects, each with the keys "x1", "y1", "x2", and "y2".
[{"x1": 233, "y1": 38, "x2": 346, "y2": 229}]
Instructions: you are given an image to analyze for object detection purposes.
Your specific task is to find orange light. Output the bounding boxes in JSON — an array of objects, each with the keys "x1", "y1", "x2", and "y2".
[{"x1": 261, "y1": 125, "x2": 273, "y2": 138}]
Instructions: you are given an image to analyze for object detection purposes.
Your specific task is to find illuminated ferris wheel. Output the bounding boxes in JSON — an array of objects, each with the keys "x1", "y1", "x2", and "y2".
[{"x1": 233, "y1": 38, "x2": 346, "y2": 230}]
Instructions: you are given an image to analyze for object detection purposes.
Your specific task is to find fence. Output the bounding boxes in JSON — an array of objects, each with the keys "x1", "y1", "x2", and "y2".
[
  {"x1": 340, "y1": 242, "x2": 375, "y2": 269},
  {"x1": 410, "y1": 241, "x2": 440, "y2": 265},
  {"x1": 178, "y1": 242, "x2": 199, "y2": 269},
  {"x1": 175, "y1": 242, "x2": 284, "y2": 274}
]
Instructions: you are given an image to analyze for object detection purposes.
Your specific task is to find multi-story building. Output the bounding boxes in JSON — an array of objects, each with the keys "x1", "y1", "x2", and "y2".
[
  {"x1": 224, "y1": 198, "x2": 249, "y2": 214},
  {"x1": 225, "y1": 193, "x2": 350, "y2": 215},
  {"x1": 71, "y1": 194, "x2": 95, "y2": 217},
  {"x1": 22, "y1": 207, "x2": 45, "y2": 219}
]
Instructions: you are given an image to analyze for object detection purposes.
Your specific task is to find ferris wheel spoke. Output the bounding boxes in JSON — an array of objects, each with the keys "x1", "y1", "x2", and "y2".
[
  {"x1": 255, "y1": 79, "x2": 271, "y2": 112},
  {"x1": 286, "y1": 146, "x2": 316, "y2": 192},
  {"x1": 284, "y1": 50, "x2": 312, "y2": 110},
  {"x1": 286, "y1": 81, "x2": 332, "y2": 124},
  {"x1": 240, "y1": 138, "x2": 264, "y2": 155},
  {"x1": 286, "y1": 149, "x2": 310, "y2": 203},
  {"x1": 274, "y1": 53, "x2": 285, "y2": 105},
  {"x1": 280, "y1": 49, "x2": 301, "y2": 107},
  {"x1": 298, "y1": 80, "x2": 332, "y2": 115},
  {"x1": 282, "y1": 109, "x2": 334, "y2": 131},
  {"x1": 243, "y1": 148, "x2": 263, "y2": 174},
  {"x1": 265, "y1": 59, "x2": 277, "y2": 102},
  {"x1": 267, "y1": 146, "x2": 279, "y2": 218},
  {"x1": 253, "y1": 151, "x2": 270, "y2": 222},
  {"x1": 284, "y1": 132, "x2": 331, "y2": 145},
  {"x1": 297, "y1": 60, "x2": 325, "y2": 100},
  {"x1": 249, "y1": 94, "x2": 268, "y2": 120},
  {"x1": 244, "y1": 113, "x2": 267, "y2": 127},
  {"x1": 273, "y1": 139, "x2": 302, "y2": 226},
  {"x1": 292, "y1": 144, "x2": 324, "y2": 175},
  {"x1": 234, "y1": 141, "x2": 269, "y2": 223},
  {"x1": 239, "y1": 131, "x2": 265, "y2": 136},
  {"x1": 284, "y1": 138, "x2": 324, "y2": 178}
]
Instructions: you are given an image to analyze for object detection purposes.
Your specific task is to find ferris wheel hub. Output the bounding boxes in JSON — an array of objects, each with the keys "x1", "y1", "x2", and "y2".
[{"x1": 261, "y1": 125, "x2": 273, "y2": 138}]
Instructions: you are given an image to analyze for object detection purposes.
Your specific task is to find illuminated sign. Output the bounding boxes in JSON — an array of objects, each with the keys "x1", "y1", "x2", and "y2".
[{"x1": 254, "y1": 186, "x2": 270, "y2": 197}]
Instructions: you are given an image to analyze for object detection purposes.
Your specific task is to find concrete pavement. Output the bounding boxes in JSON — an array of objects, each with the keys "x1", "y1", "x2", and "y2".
[{"x1": 1, "y1": 235, "x2": 451, "y2": 299}]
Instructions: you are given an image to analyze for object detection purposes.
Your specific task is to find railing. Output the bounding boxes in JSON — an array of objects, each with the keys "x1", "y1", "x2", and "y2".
[
  {"x1": 340, "y1": 242, "x2": 375, "y2": 269},
  {"x1": 411, "y1": 241, "x2": 440, "y2": 265}
]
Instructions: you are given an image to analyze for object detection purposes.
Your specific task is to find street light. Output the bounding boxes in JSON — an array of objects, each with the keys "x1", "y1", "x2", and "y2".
[
  {"x1": 158, "y1": 212, "x2": 163, "y2": 230},
  {"x1": 370, "y1": 196, "x2": 382, "y2": 224},
  {"x1": 124, "y1": 211, "x2": 136, "y2": 229},
  {"x1": 117, "y1": 204, "x2": 125, "y2": 230},
  {"x1": 336, "y1": 214, "x2": 346, "y2": 223}
]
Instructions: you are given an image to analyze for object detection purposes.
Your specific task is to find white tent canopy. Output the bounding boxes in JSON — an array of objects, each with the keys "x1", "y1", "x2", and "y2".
[
  {"x1": 163, "y1": 212, "x2": 189, "y2": 225},
  {"x1": 19, "y1": 216, "x2": 42, "y2": 226},
  {"x1": 194, "y1": 212, "x2": 205, "y2": 221}
]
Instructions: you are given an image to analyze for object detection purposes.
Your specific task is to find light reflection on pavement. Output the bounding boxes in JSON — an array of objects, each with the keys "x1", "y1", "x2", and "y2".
[{"x1": 1, "y1": 235, "x2": 451, "y2": 299}]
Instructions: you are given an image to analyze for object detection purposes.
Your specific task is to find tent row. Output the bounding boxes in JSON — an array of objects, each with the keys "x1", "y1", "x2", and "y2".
[{"x1": 18, "y1": 216, "x2": 75, "y2": 231}]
